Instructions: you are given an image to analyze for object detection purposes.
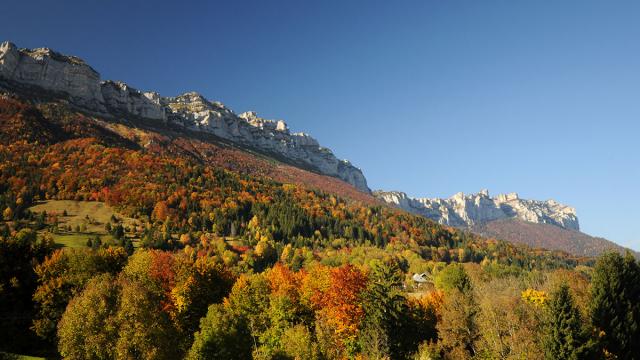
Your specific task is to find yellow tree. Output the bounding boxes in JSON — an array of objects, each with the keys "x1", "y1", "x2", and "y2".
[{"x1": 3, "y1": 206, "x2": 13, "y2": 220}]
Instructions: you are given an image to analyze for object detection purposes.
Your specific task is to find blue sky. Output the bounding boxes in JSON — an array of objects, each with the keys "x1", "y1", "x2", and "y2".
[{"x1": 3, "y1": 0, "x2": 640, "y2": 250}]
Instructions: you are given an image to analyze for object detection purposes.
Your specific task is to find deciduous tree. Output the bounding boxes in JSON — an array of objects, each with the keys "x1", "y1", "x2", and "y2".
[
  {"x1": 187, "y1": 303, "x2": 252, "y2": 360},
  {"x1": 57, "y1": 274, "x2": 119, "y2": 360}
]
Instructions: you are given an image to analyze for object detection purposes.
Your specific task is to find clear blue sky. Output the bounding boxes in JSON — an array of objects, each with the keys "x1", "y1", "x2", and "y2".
[{"x1": 3, "y1": 0, "x2": 640, "y2": 250}]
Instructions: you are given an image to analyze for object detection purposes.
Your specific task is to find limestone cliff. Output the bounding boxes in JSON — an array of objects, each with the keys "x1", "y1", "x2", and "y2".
[
  {"x1": 375, "y1": 189, "x2": 579, "y2": 231},
  {"x1": 0, "y1": 41, "x2": 106, "y2": 112},
  {"x1": 0, "y1": 41, "x2": 368, "y2": 192}
]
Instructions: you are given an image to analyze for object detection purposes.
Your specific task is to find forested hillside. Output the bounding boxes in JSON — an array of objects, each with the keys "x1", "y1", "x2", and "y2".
[
  {"x1": 1, "y1": 96, "x2": 639, "y2": 359},
  {"x1": 475, "y1": 218, "x2": 639, "y2": 259}
]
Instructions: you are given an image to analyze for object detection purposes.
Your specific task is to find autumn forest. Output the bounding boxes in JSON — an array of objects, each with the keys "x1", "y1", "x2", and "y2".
[{"x1": 1, "y1": 96, "x2": 639, "y2": 360}]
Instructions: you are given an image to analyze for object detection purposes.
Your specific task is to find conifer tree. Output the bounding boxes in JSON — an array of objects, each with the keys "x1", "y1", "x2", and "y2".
[
  {"x1": 544, "y1": 284, "x2": 585, "y2": 360},
  {"x1": 590, "y1": 252, "x2": 640, "y2": 359},
  {"x1": 360, "y1": 260, "x2": 406, "y2": 358}
]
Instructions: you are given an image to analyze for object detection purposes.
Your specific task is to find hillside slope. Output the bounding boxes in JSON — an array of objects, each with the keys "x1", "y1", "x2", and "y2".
[
  {"x1": 0, "y1": 97, "x2": 584, "y2": 270},
  {"x1": 474, "y1": 219, "x2": 639, "y2": 259},
  {"x1": 0, "y1": 41, "x2": 368, "y2": 191},
  {"x1": 0, "y1": 40, "x2": 612, "y2": 265},
  {"x1": 0, "y1": 97, "x2": 376, "y2": 205}
]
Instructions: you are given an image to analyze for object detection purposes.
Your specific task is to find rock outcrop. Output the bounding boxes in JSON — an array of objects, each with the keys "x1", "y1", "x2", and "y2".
[
  {"x1": 0, "y1": 41, "x2": 368, "y2": 192},
  {"x1": 101, "y1": 81, "x2": 166, "y2": 120},
  {"x1": 0, "y1": 41, "x2": 106, "y2": 112},
  {"x1": 161, "y1": 94, "x2": 369, "y2": 191},
  {"x1": 375, "y1": 189, "x2": 579, "y2": 231}
]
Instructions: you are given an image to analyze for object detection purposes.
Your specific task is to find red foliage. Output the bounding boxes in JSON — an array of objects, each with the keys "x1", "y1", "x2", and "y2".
[
  {"x1": 149, "y1": 251, "x2": 176, "y2": 312},
  {"x1": 230, "y1": 245, "x2": 250, "y2": 254},
  {"x1": 312, "y1": 264, "x2": 368, "y2": 341}
]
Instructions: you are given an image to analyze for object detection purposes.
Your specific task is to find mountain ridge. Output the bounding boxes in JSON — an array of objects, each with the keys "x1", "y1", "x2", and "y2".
[
  {"x1": 0, "y1": 41, "x2": 369, "y2": 192},
  {"x1": 375, "y1": 189, "x2": 579, "y2": 230},
  {"x1": 375, "y1": 189, "x2": 638, "y2": 257},
  {"x1": 0, "y1": 96, "x2": 377, "y2": 205},
  {"x1": 2, "y1": 40, "x2": 636, "y2": 259}
]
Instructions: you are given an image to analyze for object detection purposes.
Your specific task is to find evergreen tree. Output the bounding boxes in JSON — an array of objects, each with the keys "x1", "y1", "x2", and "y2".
[
  {"x1": 113, "y1": 224, "x2": 125, "y2": 240},
  {"x1": 544, "y1": 284, "x2": 587, "y2": 360},
  {"x1": 360, "y1": 260, "x2": 406, "y2": 358},
  {"x1": 123, "y1": 238, "x2": 134, "y2": 255},
  {"x1": 91, "y1": 236, "x2": 102, "y2": 250},
  {"x1": 590, "y1": 252, "x2": 640, "y2": 359}
]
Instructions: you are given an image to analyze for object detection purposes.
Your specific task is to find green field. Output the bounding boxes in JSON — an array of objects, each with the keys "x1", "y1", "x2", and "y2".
[
  {"x1": 51, "y1": 232, "x2": 117, "y2": 248},
  {"x1": 0, "y1": 353, "x2": 45, "y2": 360},
  {"x1": 28, "y1": 200, "x2": 139, "y2": 249},
  {"x1": 29, "y1": 200, "x2": 136, "y2": 232}
]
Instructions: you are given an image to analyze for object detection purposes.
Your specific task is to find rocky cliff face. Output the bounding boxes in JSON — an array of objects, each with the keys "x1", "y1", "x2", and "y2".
[
  {"x1": 0, "y1": 41, "x2": 368, "y2": 192},
  {"x1": 0, "y1": 42, "x2": 106, "y2": 111},
  {"x1": 375, "y1": 189, "x2": 579, "y2": 231}
]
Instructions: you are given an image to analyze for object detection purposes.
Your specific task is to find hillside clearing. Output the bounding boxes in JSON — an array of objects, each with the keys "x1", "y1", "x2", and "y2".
[
  {"x1": 28, "y1": 200, "x2": 140, "y2": 248},
  {"x1": 29, "y1": 200, "x2": 136, "y2": 232}
]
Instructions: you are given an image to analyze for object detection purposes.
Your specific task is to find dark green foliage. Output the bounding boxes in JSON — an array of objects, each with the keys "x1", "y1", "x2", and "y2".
[
  {"x1": 544, "y1": 284, "x2": 589, "y2": 360},
  {"x1": 90, "y1": 235, "x2": 102, "y2": 250},
  {"x1": 112, "y1": 224, "x2": 125, "y2": 240},
  {"x1": 399, "y1": 304, "x2": 439, "y2": 358},
  {"x1": 360, "y1": 259, "x2": 437, "y2": 359},
  {"x1": 141, "y1": 226, "x2": 174, "y2": 250},
  {"x1": 0, "y1": 228, "x2": 54, "y2": 354},
  {"x1": 590, "y1": 252, "x2": 640, "y2": 359},
  {"x1": 123, "y1": 238, "x2": 134, "y2": 255},
  {"x1": 360, "y1": 260, "x2": 407, "y2": 358},
  {"x1": 187, "y1": 304, "x2": 253, "y2": 360}
]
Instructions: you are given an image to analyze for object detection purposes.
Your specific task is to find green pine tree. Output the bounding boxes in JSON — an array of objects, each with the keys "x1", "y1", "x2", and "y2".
[
  {"x1": 123, "y1": 238, "x2": 134, "y2": 255},
  {"x1": 360, "y1": 259, "x2": 407, "y2": 358},
  {"x1": 113, "y1": 224, "x2": 125, "y2": 240},
  {"x1": 590, "y1": 252, "x2": 640, "y2": 360},
  {"x1": 544, "y1": 284, "x2": 586, "y2": 360}
]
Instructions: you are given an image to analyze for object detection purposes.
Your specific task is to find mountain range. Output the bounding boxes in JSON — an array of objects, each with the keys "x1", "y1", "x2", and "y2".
[
  {"x1": 0, "y1": 40, "x2": 636, "y2": 258},
  {"x1": 0, "y1": 41, "x2": 368, "y2": 192},
  {"x1": 375, "y1": 190, "x2": 636, "y2": 258},
  {"x1": 375, "y1": 189, "x2": 579, "y2": 230}
]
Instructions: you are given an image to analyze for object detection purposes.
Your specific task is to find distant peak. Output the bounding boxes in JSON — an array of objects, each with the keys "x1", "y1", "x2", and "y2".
[
  {"x1": 0, "y1": 41, "x2": 16, "y2": 51},
  {"x1": 375, "y1": 189, "x2": 579, "y2": 231}
]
